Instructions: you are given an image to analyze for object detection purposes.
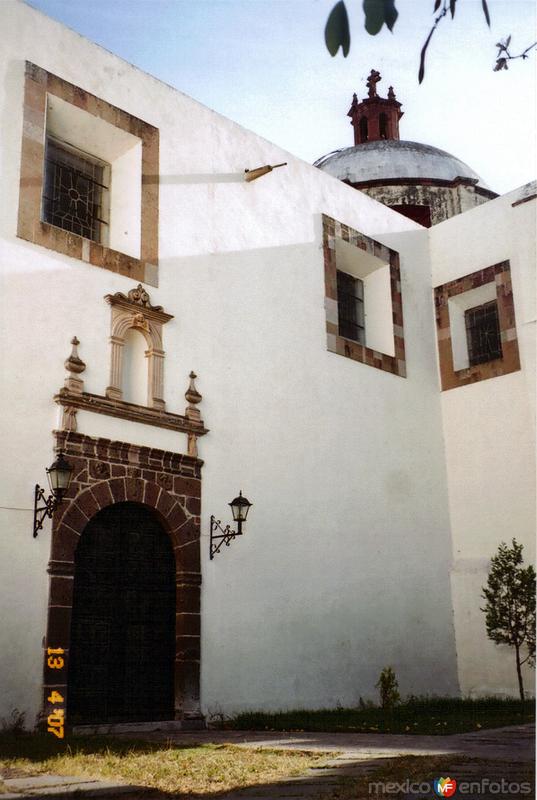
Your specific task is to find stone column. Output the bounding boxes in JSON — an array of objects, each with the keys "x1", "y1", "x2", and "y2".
[
  {"x1": 106, "y1": 336, "x2": 124, "y2": 400},
  {"x1": 147, "y1": 348, "x2": 166, "y2": 409}
]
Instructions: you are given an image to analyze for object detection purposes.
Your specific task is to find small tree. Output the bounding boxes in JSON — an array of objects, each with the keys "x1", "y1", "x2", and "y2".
[
  {"x1": 481, "y1": 539, "x2": 536, "y2": 702},
  {"x1": 375, "y1": 666, "x2": 400, "y2": 710}
]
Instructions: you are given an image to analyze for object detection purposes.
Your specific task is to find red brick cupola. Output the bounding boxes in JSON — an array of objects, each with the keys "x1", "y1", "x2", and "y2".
[{"x1": 348, "y1": 69, "x2": 403, "y2": 144}]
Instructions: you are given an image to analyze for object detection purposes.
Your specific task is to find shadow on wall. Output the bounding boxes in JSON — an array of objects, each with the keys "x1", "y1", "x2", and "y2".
[{"x1": 154, "y1": 173, "x2": 246, "y2": 184}]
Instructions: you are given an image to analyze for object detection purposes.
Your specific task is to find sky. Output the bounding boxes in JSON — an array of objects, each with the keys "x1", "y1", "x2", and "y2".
[{"x1": 25, "y1": 0, "x2": 537, "y2": 194}]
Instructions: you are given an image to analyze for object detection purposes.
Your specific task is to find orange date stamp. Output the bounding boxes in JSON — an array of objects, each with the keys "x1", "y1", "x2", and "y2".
[{"x1": 46, "y1": 647, "x2": 65, "y2": 739}]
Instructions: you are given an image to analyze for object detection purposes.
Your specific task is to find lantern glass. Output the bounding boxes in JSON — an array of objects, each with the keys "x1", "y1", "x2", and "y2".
[
  {"x1": 229, "y1": 491, "x2": 252, "y2": 523},
  {"x1": 46, "y1": 451, "x2": 74, "y2": 497}
]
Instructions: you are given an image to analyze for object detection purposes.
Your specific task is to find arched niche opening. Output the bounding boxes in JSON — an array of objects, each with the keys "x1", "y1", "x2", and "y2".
[
  {"x1": 122, "y1": 326, "x2": 149, "y2": 405},
  {"x1": 105, "y1": 285, "x2": 173, "y2": 410},
  {"x1": 359, "y1": 116, "x2": 369, "y2": 143},
  {"x1": 379, "y1": 113, "x2": 388, "y2": 139}
]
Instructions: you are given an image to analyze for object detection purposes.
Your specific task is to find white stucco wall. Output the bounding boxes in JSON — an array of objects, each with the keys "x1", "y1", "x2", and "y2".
[
  {"x1": 6, "y1": 0, "x2": 531, "y2": 726},
  {"x1": 429, "y1": 186, "x2": 536, "y2": 697}
]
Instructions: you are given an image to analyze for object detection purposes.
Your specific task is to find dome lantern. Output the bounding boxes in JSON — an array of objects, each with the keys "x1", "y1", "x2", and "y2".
[
  {"x1": 347, "y1": 69, "x2": 403, "y2": 145},
  {"x1": 315, "y1": 70, "x2": 497, "y2": 227}
]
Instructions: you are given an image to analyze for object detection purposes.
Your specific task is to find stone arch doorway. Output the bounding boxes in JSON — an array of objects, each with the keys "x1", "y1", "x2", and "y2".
[
  {"x1": 44, "y1": 431, "x2": 203, "y2": 730},
  {"x1": 68, "y1": 502, "x2": 175, "y2": 725}
]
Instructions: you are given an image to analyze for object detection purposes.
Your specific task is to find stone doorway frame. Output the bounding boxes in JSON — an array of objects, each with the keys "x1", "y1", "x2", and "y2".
[{"x1": 44, "y1": 430, "x2": 202, "y2": 729}]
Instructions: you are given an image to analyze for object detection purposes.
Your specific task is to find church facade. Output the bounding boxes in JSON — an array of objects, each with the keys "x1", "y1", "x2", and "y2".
[{"x1": 0, "y1": 1, "x2": 534, "y2": 730}]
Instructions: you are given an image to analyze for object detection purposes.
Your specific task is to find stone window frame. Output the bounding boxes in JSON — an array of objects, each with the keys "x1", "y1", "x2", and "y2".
[
  {"x1": 18, "y1": 61, "x2": 159, "y2": 286},
  {"x1": 434, "y1": 261, "x2": 520, "y2": 391},
  {"x1": 44, "y1": 431, "x2": 203, "y2": 730},
  {"x1": 322, "y1": 214, "x2": 406, "y2": 377}
]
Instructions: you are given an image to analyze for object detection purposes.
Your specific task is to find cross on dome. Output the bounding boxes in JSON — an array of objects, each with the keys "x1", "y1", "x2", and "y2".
[{"x1": 366, "y1": 69, "x2": 382, "y2": 98}]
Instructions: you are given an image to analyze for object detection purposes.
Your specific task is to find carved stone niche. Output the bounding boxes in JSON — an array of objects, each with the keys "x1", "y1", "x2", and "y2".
[{"x1": 105, "y1": 284, "x2": 173, "y2": 410}]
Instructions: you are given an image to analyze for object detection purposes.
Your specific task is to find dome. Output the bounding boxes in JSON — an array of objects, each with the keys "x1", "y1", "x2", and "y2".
[
  {"x1": 315, "y1": 70, "x2": 497, "y2": 226},
  {"x1": 314, "y1": 139, "x2": 491, "y2": 190}
]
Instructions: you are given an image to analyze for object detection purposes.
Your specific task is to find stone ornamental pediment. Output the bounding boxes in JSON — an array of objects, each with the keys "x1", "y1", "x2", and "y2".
[{"x1": 105, "y1": 283, "x2": 173, "y2": 325}]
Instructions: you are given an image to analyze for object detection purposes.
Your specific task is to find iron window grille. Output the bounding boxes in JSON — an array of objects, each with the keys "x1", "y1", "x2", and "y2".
[
  {"x1": 465, "y1": 300, "x2": 503, "y2": 366},
  {"x1": 337, "y1": 270, "x2": 366, "y2": 344},
  {"x1": 42, "y1": 138, "x2": 109, "y2": 243}
]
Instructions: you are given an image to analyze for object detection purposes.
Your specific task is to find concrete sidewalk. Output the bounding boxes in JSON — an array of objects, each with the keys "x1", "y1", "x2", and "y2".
[
  {"x1": 0, "y1": 774, "x2": 145, "y2": 800},
  {"x1": 0, "y1": 724, "x2": 533, "y2": 799},
  {"x1": 136, "y1": 723, "x2": 536, "y2": 799},
  {"x1": 133, "y1": 721, "x2": 534, "y2": 762}
]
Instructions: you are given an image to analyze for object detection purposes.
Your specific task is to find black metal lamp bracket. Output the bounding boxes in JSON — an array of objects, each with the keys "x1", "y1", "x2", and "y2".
[
  {"x1": 33, "y1": 484, "x2": 57, "y2": 538},
  {"x1": 210, "y1": 515, "x2": 243, "y2": 559}
]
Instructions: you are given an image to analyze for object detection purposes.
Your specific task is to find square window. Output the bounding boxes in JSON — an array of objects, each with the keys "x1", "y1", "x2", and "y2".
[
  {"x1": 43, "y1": 139, "x2": 110, "y2": 243},
  {"x1": 434, "y1": 262, "x2": 520, "y2": 391},
  {"x1": 323, "y1": 215, "x2": 406, "y2": 377},
  {"x1": 18, "y1": 62, "x2": 159, "y2": 286},
  {"x1": 337, "y1": 270, "x2": 365, "y2": 344},
  {"x1": 464, "y1": 300, "x2": 502, "y2": 366}
]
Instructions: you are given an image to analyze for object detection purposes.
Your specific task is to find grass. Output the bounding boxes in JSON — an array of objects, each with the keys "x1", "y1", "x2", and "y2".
[
  {"x1": 0, "y1": 733, "x2": 328, "y2": 796},
  {"x1": 1, "y1": 729, "x2": 533, "y2": 800},
  {"x1": 228, "y1": 696, "x2": 535, "y2": 735}
]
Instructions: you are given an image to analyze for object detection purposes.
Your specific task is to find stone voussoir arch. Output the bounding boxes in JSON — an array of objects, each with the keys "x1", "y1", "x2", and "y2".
[{"x1": 54, "y1": 477, "x2": 195, "y2": 562}]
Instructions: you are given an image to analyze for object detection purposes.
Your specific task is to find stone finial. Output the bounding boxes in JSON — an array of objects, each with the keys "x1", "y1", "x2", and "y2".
[
  {"x1": 64, "y1": 336, "x2": 86, "y2": 374},
  {"x1": 64, "y1": 336, "x2": 85, "y2": 396},
  {"x1": 348, "y1": 92, "x2": 359, "y2": 114},
  {"x1": 185, "y1": 371, "x2": 203, "y2": 458},
  {"x1": 185, "y1": 371, "x2": 202, "y2": 421},
  {"x1": 388, "y1": 85, "x2": 396, "y2": 100}
]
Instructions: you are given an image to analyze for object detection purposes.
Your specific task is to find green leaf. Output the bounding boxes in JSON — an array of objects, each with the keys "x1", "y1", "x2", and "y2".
[
  {"x1": 481, "y1": 0, "x2": 491, "y2": 27},
  {"x1": 433, "y1": 0, "x2": 441, "y2": 11},
  {"x1": 325, "y1": 1, "x2": 350, "y2": 57},
  {"x1": 363, "y1": 0, "x2": 398, "y2": 35},
  {"x1": 384, "y1": 0, "x2": 398, "y2": 31},
  {"x1": 418, "y1": 26, "x2": 435, "y2": 84},
  {"x1": 449, "y1": 0, "x2": 456, "y2": 18},
  {"x1": 363, "y1": 0, "x2": 385, "y2": 35}
]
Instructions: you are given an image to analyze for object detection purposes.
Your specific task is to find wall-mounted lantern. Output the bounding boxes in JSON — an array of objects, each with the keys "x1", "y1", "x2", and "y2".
[
  {"x1": 210, "y1": 491, "x2": 253, "y2": 559},
  {"x1": 33, "y1": 451, "x2": 74, "y2": 538}
]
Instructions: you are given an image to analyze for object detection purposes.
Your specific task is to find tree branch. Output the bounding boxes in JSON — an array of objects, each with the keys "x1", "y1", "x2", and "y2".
[{"x1": 494, "y1": 38, "x2": 537, "y2": 71}]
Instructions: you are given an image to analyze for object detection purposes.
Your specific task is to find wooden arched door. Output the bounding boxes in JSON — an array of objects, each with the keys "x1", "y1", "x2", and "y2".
[{"x1": 67, "y1": 502, "x2": 175, "y2": 724}]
